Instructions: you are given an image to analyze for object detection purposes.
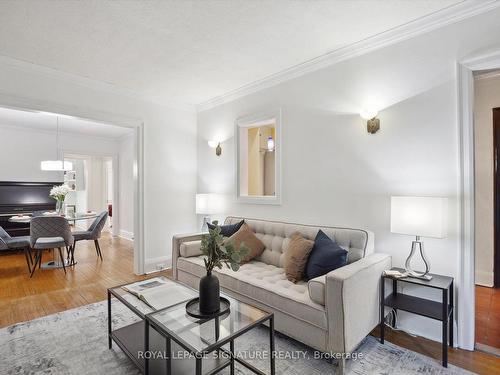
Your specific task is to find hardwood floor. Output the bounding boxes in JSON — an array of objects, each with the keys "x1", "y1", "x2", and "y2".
[
  {"x1": 371, "y1": 326, "x2": 500, "y2": 375},
  {"x1": 476, "y1": 285, "x2": 500, "y2": 349},
  {"x1": 1, "y1": 238, "x2": 499, "y2": 374},
  {"x1": 0, "y1": 231, "x2": 168, "y2": 328}
]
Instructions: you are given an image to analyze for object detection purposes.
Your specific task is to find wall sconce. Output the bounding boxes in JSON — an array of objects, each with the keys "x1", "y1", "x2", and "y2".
[
  {"x1": 360, "y1": 109, "x2": 380, "y2": 134},
  {"x1": 208, "y1": 140, "x2": 222, "y2": 156},
  {"x1": 267, "y1": 136, "x2": 275, "y2": 152}
]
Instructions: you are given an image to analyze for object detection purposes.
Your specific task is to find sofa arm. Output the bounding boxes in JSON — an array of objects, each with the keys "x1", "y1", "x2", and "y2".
[
  {"x1": 172, "y1": 233, "x2": 205, "y2": 279},
  {"x1": 326, "y1": 253, "x2": 391, "y2": 354}
]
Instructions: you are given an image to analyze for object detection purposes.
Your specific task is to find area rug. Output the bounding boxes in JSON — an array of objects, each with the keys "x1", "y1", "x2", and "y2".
[{"x1": 0, "y1": 300, "x2": 473, "y2": 375}]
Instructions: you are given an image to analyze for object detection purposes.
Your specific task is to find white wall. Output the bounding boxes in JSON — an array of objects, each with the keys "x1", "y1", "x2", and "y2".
[
  {"x1": 0, "y1": 125, "x2": 118, "y2": 182},
  {"x1": 197, "y1": 9, "x2": 500, "y2": 344},
  {"x1": 118, "y1": 133, "x2": 135, "y2": 240},
  {"x1": 0, "y1": 62, "x2": 198, "y2": 272},
  {"x1": 474, "y1": 73, "x2": 500, "y2": 287}
]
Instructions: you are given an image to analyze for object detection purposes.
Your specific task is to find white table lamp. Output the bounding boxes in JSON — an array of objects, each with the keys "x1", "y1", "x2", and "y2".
[
  {"x1": 390, "y1": 196, "x2": 448, "y2": 280},
  {"x1": 196, "y1": 193, "x2": 223, "y2": 231}
]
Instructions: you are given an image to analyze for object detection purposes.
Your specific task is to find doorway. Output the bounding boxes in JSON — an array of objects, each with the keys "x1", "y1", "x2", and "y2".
[
  {"x1": 63, "y1": 153, "x2": 116, "y2": 235},
  {"x1": 0, "y1": 100, "x2": 144, "y2": 274},
  {"x1": 473, "y1": 71, "x2": 500, "y2": 353}
]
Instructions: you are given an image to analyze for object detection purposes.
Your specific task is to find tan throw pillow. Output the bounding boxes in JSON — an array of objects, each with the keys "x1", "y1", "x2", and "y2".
[
  {"x1": 284, "y1": 232, "x2": 315, "y2": 283},
  {"x1": 227, "y1": 223, "x2": 265, "y2": 263}
]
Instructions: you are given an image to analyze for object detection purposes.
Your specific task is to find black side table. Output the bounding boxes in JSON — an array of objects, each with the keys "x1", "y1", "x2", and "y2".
[{"x1": 379, "y1": 267, "x2": 454, "y2": 367}]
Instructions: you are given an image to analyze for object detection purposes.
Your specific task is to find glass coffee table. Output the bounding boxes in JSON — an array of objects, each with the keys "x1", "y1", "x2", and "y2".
[
  {"x1": 146, "y1": 294, "x2": 275, "y2": 375},
  {"x1": 108, "y1": 277, "x2": 198, "y2": 372},
  {"x1": 108, "y1": 277, "x2": 275, "y2": 375}
]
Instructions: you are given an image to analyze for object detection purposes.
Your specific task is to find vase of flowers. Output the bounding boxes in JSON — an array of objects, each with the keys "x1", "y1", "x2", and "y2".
[
  {"x1": 198, "y1": 222, "x2": 249, "y2": 314},
  {"x1": 50, "y1": 184, "x2": 70, "y2": 215}
]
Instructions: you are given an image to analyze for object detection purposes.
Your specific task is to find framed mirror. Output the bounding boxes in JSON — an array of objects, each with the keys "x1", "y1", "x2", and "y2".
[{"x1": 236, "y1": 109, "x2": 281, "y2": 204}]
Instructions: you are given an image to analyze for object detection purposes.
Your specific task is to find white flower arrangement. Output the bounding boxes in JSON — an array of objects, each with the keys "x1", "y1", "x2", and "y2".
[{"x1": 50, "y1": 184, "x2": 71, "y2": 202}]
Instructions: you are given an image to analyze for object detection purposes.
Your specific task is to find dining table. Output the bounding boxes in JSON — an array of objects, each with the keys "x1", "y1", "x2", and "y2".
[{"x1": 9, "y1": 211, "x2": 99, "y2": 269}]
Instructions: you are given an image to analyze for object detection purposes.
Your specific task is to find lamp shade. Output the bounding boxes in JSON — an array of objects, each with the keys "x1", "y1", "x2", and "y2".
[
  {"x1": 196, "y1": 193, "x2": 223, "y2": 215},
  {"x1": 390, "y1": 196, "x2": 447, "y2": 238},
  {"x1": 40, "y1": 160, "x2": 73, "y2": 171}
]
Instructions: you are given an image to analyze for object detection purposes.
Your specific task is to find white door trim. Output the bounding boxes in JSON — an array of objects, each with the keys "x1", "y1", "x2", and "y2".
[
  {"x1": 0, "y1": 93, "x2": 146, "y2": 275},
  {"x1": 457, "y1": 49, "x2": 500, "y2": 350}
]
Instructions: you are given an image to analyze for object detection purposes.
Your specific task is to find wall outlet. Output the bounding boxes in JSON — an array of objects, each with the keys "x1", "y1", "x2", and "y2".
[{"x1": 156, "y1": 263, "x2": 166, "y2": 271}]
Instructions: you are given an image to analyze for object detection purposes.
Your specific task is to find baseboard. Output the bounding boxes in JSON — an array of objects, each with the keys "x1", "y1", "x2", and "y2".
[
  {"x1": 145, "y1": 256, "x2": 172, "y2": 274},
  {"x1": 476, "y1": 342, "x2": 500, "y2": 357},
  {"x1": 475, "y1": 270, "x2": 494, "y2": 287},
  {"x1": 119, "y1": 229, "x2": 134, "y2": 241}
]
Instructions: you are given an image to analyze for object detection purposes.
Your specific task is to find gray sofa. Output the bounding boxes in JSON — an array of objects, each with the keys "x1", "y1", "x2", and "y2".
[{"x1": 172, "y1": 217, "x2": 391, "y2": 372}]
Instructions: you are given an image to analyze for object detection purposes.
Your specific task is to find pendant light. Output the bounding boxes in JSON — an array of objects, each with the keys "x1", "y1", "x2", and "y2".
[{"x1": 41, "y1": 116, "x2": 73, "y2": 171}]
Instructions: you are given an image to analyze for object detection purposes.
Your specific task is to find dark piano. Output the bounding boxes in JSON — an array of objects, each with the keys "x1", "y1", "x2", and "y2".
[{"x1": 0, "y1": 181, "x2": 60, "y2": 237}]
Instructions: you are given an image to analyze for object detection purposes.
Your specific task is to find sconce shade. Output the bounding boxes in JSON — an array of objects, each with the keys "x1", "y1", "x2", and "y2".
[
  {"x1": 391, "y1": 196, "x2": 447, "y2": 238},
  {"x1": 367, "y1": 118, "x2": 380, "y2": 134},
  {"x1": 196, "y1": 193, "x2": 223, "y2": 215},
  {"x1": 267, "y1": 136, "x2": 275, "y2": 151},
  {"x1": 208, "y1": 140, "x2": 222, "y2": 156}
]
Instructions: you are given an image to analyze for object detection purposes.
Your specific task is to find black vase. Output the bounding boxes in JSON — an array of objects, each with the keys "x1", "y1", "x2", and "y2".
[{"x1": 198, "y1": 271, "x2": 220, "y2": 314}]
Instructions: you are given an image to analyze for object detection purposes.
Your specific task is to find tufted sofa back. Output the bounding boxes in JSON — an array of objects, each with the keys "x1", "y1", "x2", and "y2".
[{"x1": 225, "y1": 216, "x2": 374, "y2": 268}]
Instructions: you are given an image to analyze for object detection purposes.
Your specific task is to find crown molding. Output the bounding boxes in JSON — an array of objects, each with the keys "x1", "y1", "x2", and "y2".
[
  {"x1": 197, "y1": 0, "x2": 500, "y2": 112},
  {"x1": 0, "y1": 55, "x2": 197, "y2": 113},
  {"x1": 0, "y1": 121, "x2": 129, "y2": 142}
]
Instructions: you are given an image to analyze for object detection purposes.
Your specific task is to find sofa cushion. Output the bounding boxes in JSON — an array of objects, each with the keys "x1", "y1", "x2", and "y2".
[
  {"x1": 227, "y1": 223, "x2": 265, "y2": 263},
  {"x1": 208, "y1": 220, "x2": 244, "y2": 237},
  {"x1": 177, "y1": 256, "x2": 327, "y2": 329},
  {"x1": 284, "y1": 233, "x2": 314, "y2": 283},
  {"x1": 224, "y1": 217, "x2": 373, "y2": 268},
  {"x1": 180, "y1": 240, "x2": 203, "y2": 258},
  {"x1": 305, "y1": 230, "x2": 348, "y2": 280}
]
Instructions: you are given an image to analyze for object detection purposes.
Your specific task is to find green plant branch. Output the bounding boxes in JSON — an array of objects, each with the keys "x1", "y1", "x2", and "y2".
[{"x1": 200, "y1": 221, "x2": 250, "y2": 274}]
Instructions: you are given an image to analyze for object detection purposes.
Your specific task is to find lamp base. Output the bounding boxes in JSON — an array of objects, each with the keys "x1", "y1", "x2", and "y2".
[
  {"x1": 201, "y1": 216, "x2": 211, "y2": 232},
  {"x1": 405, "y1": 271, "x2": 433, "y2": 281},
  {"x1": 404, "y1": 236, "x2": 432, "y2": 281}
]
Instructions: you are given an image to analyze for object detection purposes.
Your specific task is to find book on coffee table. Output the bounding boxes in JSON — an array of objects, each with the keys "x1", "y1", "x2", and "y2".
[{"x1": 122, "y1": 277, "x2": 196, "y2": 310}]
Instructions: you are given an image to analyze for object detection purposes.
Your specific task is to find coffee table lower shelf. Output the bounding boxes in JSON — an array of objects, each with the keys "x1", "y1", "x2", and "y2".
[{"x1": 111, "y1": 321, "x2": 231, "y2": 375}]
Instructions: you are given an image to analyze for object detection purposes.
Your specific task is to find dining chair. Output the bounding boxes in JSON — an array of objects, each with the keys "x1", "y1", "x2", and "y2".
[
  {"x1": 29, "y1": 216, "x2": 74, "y2": 277},
  {"x1": 71, "y1": 211, "x2": 109, "y2": 264},
  {"x1": 0, "y1": 226, "x2": 32, "y2": 273}
]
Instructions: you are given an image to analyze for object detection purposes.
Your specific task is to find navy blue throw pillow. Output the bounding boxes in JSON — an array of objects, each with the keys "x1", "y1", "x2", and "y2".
[
  {"x1": 207, "y1": 220, "x2": 244, "y2": 237},
  {"x1": 305, "y1": 230, "x2": 348, "y2": 280}
]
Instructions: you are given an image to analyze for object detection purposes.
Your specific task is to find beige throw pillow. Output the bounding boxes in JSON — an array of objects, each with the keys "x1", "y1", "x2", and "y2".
[
  {"x1": 227, "y1": 223, "x2": 265, "y2": 263},
  {"x1": 284, "y1": 232, "x2": 315, "y2": 283}
]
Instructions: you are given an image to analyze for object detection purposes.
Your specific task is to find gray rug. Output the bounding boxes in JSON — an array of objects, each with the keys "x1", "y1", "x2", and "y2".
[{"x1": 0, "y1": 301, "x2": 473, "y2": 375}]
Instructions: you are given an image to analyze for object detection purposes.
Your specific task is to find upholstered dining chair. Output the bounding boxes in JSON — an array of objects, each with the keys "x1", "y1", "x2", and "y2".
[
  {"x1": 71, "y1": 211, "x2": 108, "y2": 264},
  {"x1": 29, "y1": 216, "x2": 74, "y2": 277},
  {"x1": 0, "y1": 226, "x2": 32, "y2": 273}
]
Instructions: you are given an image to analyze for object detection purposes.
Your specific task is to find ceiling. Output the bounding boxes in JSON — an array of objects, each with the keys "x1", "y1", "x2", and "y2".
[
  {"x1": 0, "y1": 107, "x2": 132, "y2": 138},
  {"x1": 0, "y1": 0, "x2": 464, "y2": 107}
]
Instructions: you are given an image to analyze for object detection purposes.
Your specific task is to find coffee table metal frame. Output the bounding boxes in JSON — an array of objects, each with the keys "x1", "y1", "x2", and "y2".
[
  {"x1": 108, "y1": 280, "x2": 156, "y2": 372},
  {"x1": 146, "y1": 303, "x2": 275, "y2": 375},
  {"x1": 108, "y1": 278, "x2": 275, "y2": 375}
]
